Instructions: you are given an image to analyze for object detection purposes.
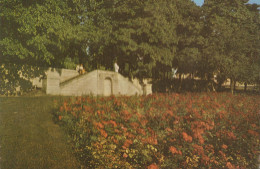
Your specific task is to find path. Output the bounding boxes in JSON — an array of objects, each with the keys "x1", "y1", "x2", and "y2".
[{"x1": 0, "y1": 96, "x2": 80, "y2": 169}]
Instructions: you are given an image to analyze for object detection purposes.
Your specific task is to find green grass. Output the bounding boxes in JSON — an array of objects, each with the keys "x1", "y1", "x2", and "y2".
[{"x1": 0, "y1": 96, "x2": 80, "y2": 169}]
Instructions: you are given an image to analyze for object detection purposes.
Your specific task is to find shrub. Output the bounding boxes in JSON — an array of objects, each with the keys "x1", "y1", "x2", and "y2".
[{"x1": 55, "y1": 93, "x2": 260, "y2": 168}]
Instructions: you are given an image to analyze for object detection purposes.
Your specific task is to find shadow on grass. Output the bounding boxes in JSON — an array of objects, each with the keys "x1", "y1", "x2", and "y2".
[{"x1": 0, "y1": 96, "x2": 81, "y2": 169}]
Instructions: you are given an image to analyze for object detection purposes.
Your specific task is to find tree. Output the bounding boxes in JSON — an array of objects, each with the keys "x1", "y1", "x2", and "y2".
[
  {"x1": 173, "y1": 0, "x2": 203, "y2": 91},
  {"x1": 0, "y1": 0, "x2": 83, "y2": 94},
  {"x1": 201, "y1": 0, "x2": 259, "y2": 93},
  {"x1": 81, "y1": 0, "x2": 180, "y2": 81}
]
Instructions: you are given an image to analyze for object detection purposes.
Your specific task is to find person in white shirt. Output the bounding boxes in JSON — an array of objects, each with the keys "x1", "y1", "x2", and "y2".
[
  {"x1": 76, "y1": 64, "x2": 80, "y2": 73},
  {"x1": 79, "y1": 64, "x2": 84, "y2": 74},
  {"x1": 114, "y1": 62, "x2": 119, "y2": 73}
]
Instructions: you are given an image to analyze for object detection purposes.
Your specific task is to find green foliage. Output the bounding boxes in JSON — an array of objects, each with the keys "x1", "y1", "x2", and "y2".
[
  {"x1": 80, "y1": 0, "x2": 180, "y2": 79},
  {"x1": 56, "y1": 93, "x2": 260, "y2": 168},
  {"x1": 0, "y1": 0, "x2": 85, "y2": 94},
  {"x1": 1, "y1": 0, "x2": 259, "y2": 94},
  {"x1": 201, "y1": 0, "x2": 260, "y2": 91}
]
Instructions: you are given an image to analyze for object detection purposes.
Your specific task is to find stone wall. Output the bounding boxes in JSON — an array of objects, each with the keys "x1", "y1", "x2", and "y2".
[
  {"x1": 43, "y1": 69, "x2": 151, "y2": 96},
  {"x1": 60, "y1": 69, "x2": 79, "y2": 83}
]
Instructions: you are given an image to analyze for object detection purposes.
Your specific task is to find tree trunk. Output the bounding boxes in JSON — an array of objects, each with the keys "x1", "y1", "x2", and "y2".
[
  {"x1": 178, "y1": 73, "x2": 182, "y2": 92},
  {"x1": 244, "y1": 82, "x2": 247, "y2": 92},
  {"x1": 230, "y1": 79, "x2": 235, "y2": 95}
]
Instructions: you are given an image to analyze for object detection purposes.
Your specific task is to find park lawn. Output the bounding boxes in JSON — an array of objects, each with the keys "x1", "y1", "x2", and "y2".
[{"x1": 0, "y1": 96, "x2": 80, "y2": 169}]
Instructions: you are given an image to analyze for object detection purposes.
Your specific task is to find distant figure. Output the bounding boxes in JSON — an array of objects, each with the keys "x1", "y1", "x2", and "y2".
[
  {"x1": 172, "y1": 68, "x2": 177, "y2": 78},
  {"x1": 114, "y1": 62, "x2": 119, "y2": 73},
  {"x1": 76, "y1": 64, "x2": 80, "y2": 73},
  {"x1": 79, "y1": 64, "x2": 84, "y2": 74}
]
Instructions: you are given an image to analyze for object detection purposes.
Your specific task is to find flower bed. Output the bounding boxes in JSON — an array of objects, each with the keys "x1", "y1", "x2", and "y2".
[{"x1": 55, "y1": 93, "x2": 260, "y2": 168}]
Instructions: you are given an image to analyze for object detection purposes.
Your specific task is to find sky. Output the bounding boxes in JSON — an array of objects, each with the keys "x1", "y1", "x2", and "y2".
[{"x1": 192, "y1": 0, "x2": 260, "y2": 6}]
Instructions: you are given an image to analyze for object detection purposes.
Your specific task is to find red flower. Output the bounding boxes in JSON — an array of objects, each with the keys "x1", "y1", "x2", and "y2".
[
  {"x1": 166, "y1": 128, "x2": 172, "y2": 132},
  {"x1": 182, "y1": 132, "x2": 192, "y2": 142},
  {"x1": 141, "y1": 119, "x2": 148, "y2": 126},
  {"x1": 169, "y1": 146, "x2": 181, "y2": 155},
  {"x1": 227, "y1": 131, "x2": 236, "y2": 140},
  {"x1": 222, "y1": 144, "x2": 228, "y2": 149},
  {"x1": 100, "y1": 129, "x2": 108, "y2": 138},
  {"x1": 219, "y1": 151, "x2": 227, "y2": 161},
  {"x1": 202, "y1": 155, "x2": 210, "y2": 164},
  {"x1": 141, "y1": 136, "x2": 158, "y2": 145},
  {"x1": 226, "y1": 162, "x2": 234, "y2": 169},
  {"x1": 109, "y1": 120, "x2": 117, "y2": 127},
  {"x1": 58, "y1": 115, "x2": 62, "y2": 121},
  {"x1": 130, "y1": 122, "x2": 139, "y2": 129},
  {"x1": 123, "y1": 153, "x2": 128, "y2": 158},
  {"x1": 59, "y1": 106, "x2": 64, "y2": 112},
  {"x1": 147, "y1": 163, "x2": 158, "y2": 169},
  {"x1": 137, "y1": 128, "x2": 146, "y2": 136},
  {"x1": 167, "y1": 110, "x2": 174, "y2": 117},
  {"x1": 95, "y1": 122, "x2": 104, "y2": 129},
  {"x1": 122, "y1": 139, "x2": 133, "y2": 149},
  {"x1": 248, "y1": 129, "x2": 259, "y2": 136},
  {"x1": 192, "y1": 144, "x2": 204, "y2": 156}
]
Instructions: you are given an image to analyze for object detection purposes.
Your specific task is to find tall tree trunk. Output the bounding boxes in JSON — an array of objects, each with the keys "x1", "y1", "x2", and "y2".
[
  {"x1": 230, "y1": 79, "x2": 235, "y2": 95},
  {"x1": 178, "y1": 73, "x2": 182, "y2": 92},
  {"x1": 244, "y1": 82, "x2": 247, "y2": 92}
]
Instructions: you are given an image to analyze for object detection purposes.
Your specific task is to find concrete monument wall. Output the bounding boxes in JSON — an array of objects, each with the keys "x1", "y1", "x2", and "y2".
[{"x1": 43, "y1": 69, "x2": 152, "y2": 96}]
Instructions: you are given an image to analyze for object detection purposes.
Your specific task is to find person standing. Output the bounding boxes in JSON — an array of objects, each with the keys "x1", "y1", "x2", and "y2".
[
  {"x1": 76, "y1": 64, "x2": 80, "y2": 73},
  {"x1": 79, "y1": 64, "x2": 84, "y2": 74},
  {"x1": 114, "y1": 62, "x2": 119, "y2": 73}
]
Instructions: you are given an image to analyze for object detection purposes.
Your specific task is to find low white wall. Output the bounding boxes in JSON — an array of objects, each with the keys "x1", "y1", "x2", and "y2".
[
  {"x1": 60, "y1": 69, "x2": 79, "y2": 83},
  {"x1": 60, "y1": 71, "x2": 98, "y2": 96},
  {"x1": 45, "y1": 69, "x2": 152, "y2": 96},
  {"x1": 117, "y1": 74, "x2": 142, "y2": 96}
]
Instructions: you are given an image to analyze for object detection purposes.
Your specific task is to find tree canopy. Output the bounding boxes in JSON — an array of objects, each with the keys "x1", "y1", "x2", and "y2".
[{"x1": 1, "y1": 0, "x2": 259, "y2": 94}]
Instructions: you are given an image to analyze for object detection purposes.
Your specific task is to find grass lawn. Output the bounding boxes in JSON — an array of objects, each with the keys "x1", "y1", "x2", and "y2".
[{"x1": 0, "y1": 96, "x2": 80, "y2": 169}]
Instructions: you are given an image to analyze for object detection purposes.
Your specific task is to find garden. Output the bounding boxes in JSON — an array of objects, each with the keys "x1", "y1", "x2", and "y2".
[{"x1": 55, "y1": 92, "x2": 260, "y2": 168}]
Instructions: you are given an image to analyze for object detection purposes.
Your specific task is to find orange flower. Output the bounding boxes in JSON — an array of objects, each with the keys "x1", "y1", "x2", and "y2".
[
  {"x1": 130, "y1": 122, "x2": 139, "y2": 129},
  {"x1": 100, "y1": 129, "x2": 108, "y2": 138},
  {"x1": 141, "y1": 119, "x2": 148, "y2": 126},
  {"x1": 123, "y1": 153, "x2": 128, "y2": 158},
  {"x1": 146, "y1": 136, "x2": 158, "y2": 145},
  {"x1": 137, "y1": 128, "x2": 146, "y2": 136},
  {"x1": 95, "y1": 122, "x2": 104, "y2": 129},
  {"x1": 109, "y1": 120, "x2": 117, "y2": 127},
  {"x1": 182, "y1": 132, "x2": 192, "y2": 142},
  {"x1": 58, "y1": 115, "x2": 62, "y2": 121},
  {"x1": 202, "y1": 155, "x2": 210, "y2": 164},
  {"x1": 147, "y1": 163, "x2": 158, "y2": 169},
  {"x1": 192, "y1": 144, "x2": 204, "y2": 156},
  {"x1": 169, "y1": 146, "x2": 178, "y2": 154},
  {"x1": 219, "y1": 151, "x2": 227, "y2": 161},
  {"x1": 248, "y1": 130, "x2": 259, "y2": 136},
  {"x1": 166, "y1": 128, "x2": 172, "y2": 132},
  {"x1": 59, "y1": 106, "x2": 64, "y2": 112},
  {"x1": 167, "y1": 110, "x2": 174, "y2": 117},
  {"x1": 226, "y1": 162, "x2": 234, "y2": 169},
  {"x1": 222, "y1": 144, "x2": 228, "y2": 149},
  {"x1": 227, "y1": 131, "x2": 236, "y2": 140},
  {"x1": 122, "y1": 139, "x2": 133, "y2": 149},
  {"x1": 198, "y1": 135, "x2": 205, "y2": 144}
]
